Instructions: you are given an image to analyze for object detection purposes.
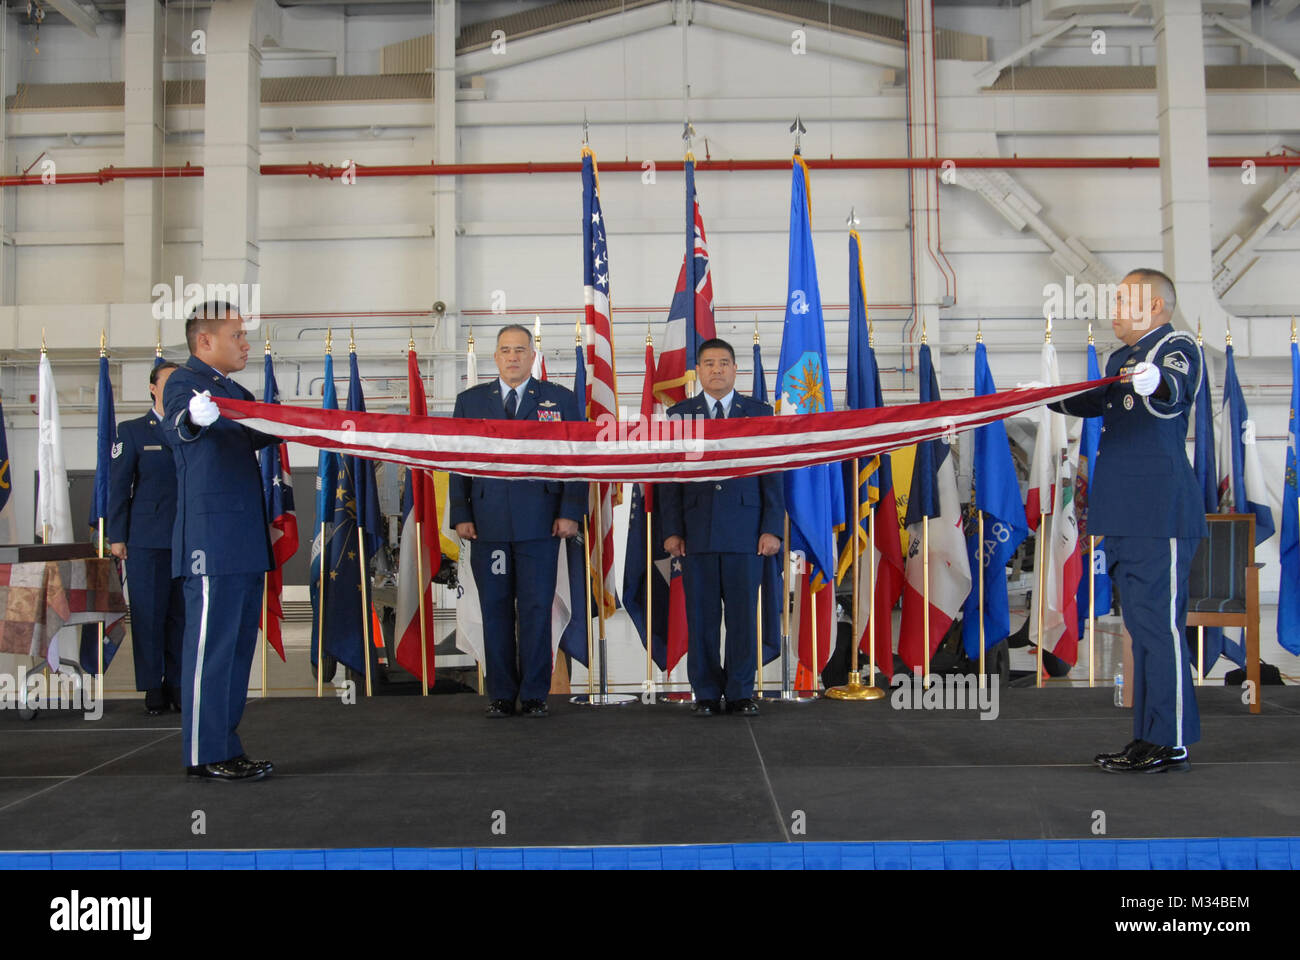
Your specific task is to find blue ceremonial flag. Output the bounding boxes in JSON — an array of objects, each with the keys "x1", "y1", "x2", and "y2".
[
  {"x1": 1193, "y1": 340, "x2": 1219, "y2": 513},
  {"x1": 752, "y1": 340, "x2": 768, "y2": 403},
  {"x1": 1074, "y1": 341, "x2": 1112, "y2": 638},
  {"x1": 836, "y1": 228, "x2": 879, "y2": 586},
  {"x1": 776, "y1": 153, "x2": 844, "y2": 588},
  {"x1": 1277, "y1": 339, "x2": 1300, "y2": 656},
  {"x1": 961, "y1": 341, "x2": 1029, "y2": 659},
  {"x1": 89, "y1": 353, "x2": 116, "y2": 530},
  {"x1": 1221, "y1": 344, "x2": 1275, "y2": 546},
  {"x1": 310, "y1": 350, "x2": 339, "y2": 669},
  {"x1": 347, "y1": 350, "x2": 383, "y2": 555}
]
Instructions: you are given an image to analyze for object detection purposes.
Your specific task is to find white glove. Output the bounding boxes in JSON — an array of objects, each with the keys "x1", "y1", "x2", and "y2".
[
  {"x1": 1016, "y1": 381, "x2": 1047, "y2": 391},
  {"x1": 188, "y1": 390, "x2": 220, "y2": 427},
  {"x1": 1131, "y1": 361, "x2": 1161, "y2": 397}
]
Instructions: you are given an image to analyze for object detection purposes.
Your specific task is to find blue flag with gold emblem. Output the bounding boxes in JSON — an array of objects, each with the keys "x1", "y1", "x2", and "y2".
[{"x1": 776, "y1": 153, "x2": 844, "y2": 588}]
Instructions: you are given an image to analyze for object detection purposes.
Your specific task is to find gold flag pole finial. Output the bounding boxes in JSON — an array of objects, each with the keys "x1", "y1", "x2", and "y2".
[
  {"x1": 646, "y1": 317, "x2": 654, "y2": 347},
  {"x1": 1088, "y1": 321, "x2": 1095, "y2": 345},
  {"x1": 1045, "y1": 313, "x2": 1053, "y2": 344},
  {"x1": 99, "y1": 329, "x2": 107, "y2": 359},
  {"x1": 534, "y1": 314, "x2": 543, "y2": 349},
  {"x1": 976, "y1": 318, "x2": 983, "y2": 344},
  {"x1": 325, "y1": 326, "x2": 333, "y2": 355},
  {"x1": 920, "y1": 318, "x2": 928, "y2": 345},
  {"x1": 1196, "y1": 317, "x2": 1203, "y2": 347},
  {"x1": 265, "y1": 335, "x2": 271, "y2": 356},
  {"x1": 467, "y1": 319, "x2": 475, "y2": 351},
  {"x1": 409, "y1": 318, "x2": 415, "y2": 352},
  {"x1": 349, "y1": 325, "x2": 357, "y2": 354},
  {"x1": 1292, "y1": 315, "x2": 1297, "y2": 344},
  {"x1": 753, "y1": 314, "x2": 760, "y2": 345},
  {"x1": 868, "y1": 317, "x2": 875, "y2": 348},
  {"x1": 574, "y1": 317, "x2": 582, "y2": 346},
  {"x1": 1226, "y1": 316, "x2": 1233, "y2": 348},
  {"x1": 41, "y1": 328, "x2": 47, "y2": 355}
]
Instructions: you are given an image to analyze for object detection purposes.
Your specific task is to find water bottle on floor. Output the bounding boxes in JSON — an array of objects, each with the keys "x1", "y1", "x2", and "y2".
[{"x1": 1113, "y1": 663, "x2": 1124, "y2": 707}]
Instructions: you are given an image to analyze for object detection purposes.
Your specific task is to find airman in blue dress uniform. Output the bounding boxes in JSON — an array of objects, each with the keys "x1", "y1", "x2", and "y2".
[
  {"x1": 448, "y1": 324, "x2": 586, "y2": 719},
  {"x1": 660, "y1": 339, "x2": 785, "y2": 717},
  {"x1": 1051, "y1": 269, "x2": 1207, "y2": 773},
  {"x1": 108, "y1": 361, "x2": 185, "y2": 715},
  {"x1": 161, "y1": 301, "x2": 279, "y2": 782}
]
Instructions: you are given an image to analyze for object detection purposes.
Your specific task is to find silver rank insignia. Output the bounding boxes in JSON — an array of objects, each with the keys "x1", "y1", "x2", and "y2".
[
  {"x1": 111, "y1": 441, "x2": 123, "y2": 459},
  {"x1": 1163, "y1": 351, "x2": 1190, "y2": 375},
  {"x1": 1123, "y1": 394, "x2": 1135, "y2": 410}
]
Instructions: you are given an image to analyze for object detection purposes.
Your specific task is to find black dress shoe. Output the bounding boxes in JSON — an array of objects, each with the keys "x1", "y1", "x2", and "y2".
[
  {"x1": 144, "y1": 688, "x2": 166, "y2": 716},
  {"x1": 485, "y1": 699, "x2": 515, "y2": 718},
  {"x1": 1094, "y1": 739, "x2": 1145, "y2": 765},
  {"x1": 520, "y1": 699, "x2": 549, "y2": 717},
  {"x1": 144, "y1": 705, "x2": 166, "y2": 717},
  {"x1": 186, "y1": 760, "x2": 267, "y2": 782},
  {"x1": 233, "y1": 754, "x2": 274, "y2": 775},
  {"x1": 692, "y1": 699, "x2": 720, "y2": 717},
  {"x1": 1101, "y1": 744, "x2": 1190, "y2": 774},
  {"x1": 726, "y1": 697, "x2": 759, "y2": 717}
]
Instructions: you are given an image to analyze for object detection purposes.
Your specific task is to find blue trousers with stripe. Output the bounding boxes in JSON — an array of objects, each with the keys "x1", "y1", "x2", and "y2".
[
  {"x1": 683, "y1": 552, "x2": 762, "y2": 701},
  {"x1": 180, "y1": 573, "x2": 263, "y2": 767},
  {"x1": 1109, "y1": 536, "x2": 1202, "y2": 749},
  {"x1": 125, "y1": 548, "x2": 184, "y2": 697},
  {"x1": 471, "y1": 538, "x2": 559, "y2": 703}
]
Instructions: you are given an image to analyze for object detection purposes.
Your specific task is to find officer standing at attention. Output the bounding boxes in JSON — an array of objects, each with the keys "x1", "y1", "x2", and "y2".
[
  {"x1": 660, "y1": 338, "x2": 784, "y2": 717},
  {"x1": 109, "y1": 361, "x2": 185, "y2": 716},
  {"x1": 161, "y1": 301, "x2": 279, "y2": 782},
  {"x1": 449, "y1": 324, "x2": 585, "y2": 718},
  {"x1": 1050, "y1": 268, "x2": 1207, "y2": 773}
]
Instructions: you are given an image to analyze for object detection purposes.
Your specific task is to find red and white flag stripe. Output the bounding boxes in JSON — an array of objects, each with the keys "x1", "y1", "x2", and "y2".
[{"x1": 214, "y1": 378, "x2": 1112, "y2": 483}]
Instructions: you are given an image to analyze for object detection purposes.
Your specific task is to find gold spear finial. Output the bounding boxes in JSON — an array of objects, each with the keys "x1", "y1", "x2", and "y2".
[
  {"x1": 921, "y1": 318, "x2": 928, "y2": 345},
  {"x1": 574, "y1": 317, "x2": 582, "y2": 345},
  {"x1": 976, "y1": 318, "x2": 983, "y2": 344},
  {"x1": 1088, "y1": 321, "x2": 1094, "y2": 345},
  {"x1": 753, "y1": 314, "x2": 760, "y2": 345},
  {"x1": 534, "y1": 314, "x2": 543, "y2": 349},
  {"x1": 265, "y1": 335, "x2": 271, "y2": 355},
  {"x1": 1044, "y1": 313, "x2": 1053, "y2": 344},
  {"x1": 868, "y1": 317, "x2": 875, "y2": 348},
  {"x1": 1292, "y1": 315, "x2": 1297, "y2": 344},
  {"x1": 1226, "y1": 316, "x2": 1233, "y2": 348},
  {"x1": 349, "y1": 325, "x2": 356, "y2": 354},
  {"x1": 99, "y1": 329, "x2": 107, "y2": 359},
  {"x1": 325, "y1": 327, "x2": 333, "y2": 355},
  {"x1": 1196, "y1": 317, "x2": 1203, "y2": 347},
  {"x1": 409, "y1": 319, "x2": 415, "y2": 352},
  {"x1": 41, "y1": 327, "x2": 47, "y2": 354},
  {"x1": 647, "y1": 317, "x2": 654, "y2": 346}
]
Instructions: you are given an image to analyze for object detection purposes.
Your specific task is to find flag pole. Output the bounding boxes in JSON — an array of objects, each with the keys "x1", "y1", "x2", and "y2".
[
  {"x1": 868, "y1": 317, "x2": 880, "y2": 696},
  {"x1": 645, "y1": 328, "x2": 654, "y2": 694},
  {"x1": 584, "y1": 514, "x2": 594, "y2": 698},
  {"x1": 754, "y1": 320, "x2": 764, "y2": 698},
  {"x1": 826, "y1": 457, "x2": 881, "y2": 701},
  {"x1": 1037, "y1": 316, "x2": 1051, "y2": 688},
  {"x1": 260, "y1": 337, "x2": 271, "y2": 699},
  {"x1": 976, "y1": 323, "x2": 986, "y2": 690},
  {"x1": 782, "y1": 514, "x2": 792, "y2": 698},
  {"x1": 1086, "y1": 322, "x2": 1096, "y2": 688},
  {"x1": 317, "y1": 329, "x2": 331, "y2": 698},
  {"x1": 411, "y1": 336, "x2": 430, "y2": 697},
  {"x1": 97, "y1": 330, "x2": 107, "y2": 683},
  {"x1": 921, "y1": 321, "x2": 931, "y2": 690},
  {"x1": 810, "y1": 580, "x2": 819, "y2": 696},
  {"x1": 352, "y1": 329, "x2": 373, "y2": 698}
]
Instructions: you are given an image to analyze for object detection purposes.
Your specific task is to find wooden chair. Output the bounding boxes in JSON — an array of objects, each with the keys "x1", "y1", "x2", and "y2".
[{"x1": 1186, "y1": 513, "x2": 1262, "y2": 714}]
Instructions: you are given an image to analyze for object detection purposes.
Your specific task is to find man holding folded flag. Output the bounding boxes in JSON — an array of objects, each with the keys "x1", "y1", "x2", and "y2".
[{"x1": 1049, "y1": 269, "x2": 1204, "y2": 774}]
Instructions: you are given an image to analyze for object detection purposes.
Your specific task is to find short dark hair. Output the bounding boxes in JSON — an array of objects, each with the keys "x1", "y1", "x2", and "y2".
[
  {"x1": 149, "y1": 361, "x2": 179, "y2": 386},
  {"x1": 696, "y1": 338, "x2": 735, "y2": 363},
  {"x1": 1123, "y1": 268, "x2": 1177, "y2": 314},
  {"x1": 496, "y1": 323, "x2": 533, "y2": 347},
  {"x1": 185, "y1": 300, "x2": 242, "y2": 353}
]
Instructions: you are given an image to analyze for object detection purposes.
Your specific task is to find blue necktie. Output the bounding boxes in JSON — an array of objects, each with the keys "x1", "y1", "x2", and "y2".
[
  {"x1": 713, "y1": 400, "x2": 724, "y2": 420},
  {"x1": 505, "y1": 388, "x2": 518, "y2": 419}
]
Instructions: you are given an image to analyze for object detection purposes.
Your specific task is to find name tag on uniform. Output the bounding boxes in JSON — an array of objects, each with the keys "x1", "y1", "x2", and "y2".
[
  {"x1": 143, "y1": 444, "x2": 163, "y2": 451},
  {"x1": 537, "y1": 410, "x2": 562, "y2": 422}
]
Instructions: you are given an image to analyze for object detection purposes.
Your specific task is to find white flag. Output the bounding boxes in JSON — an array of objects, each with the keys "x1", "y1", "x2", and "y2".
[{"x1": 37, "y1": 354, "x2": 73, "y2": 543}]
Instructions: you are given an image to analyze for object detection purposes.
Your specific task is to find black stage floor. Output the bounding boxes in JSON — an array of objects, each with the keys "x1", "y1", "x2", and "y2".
[{"x1": 2, "y1": 686, "x2": 1298, "y2": 851}]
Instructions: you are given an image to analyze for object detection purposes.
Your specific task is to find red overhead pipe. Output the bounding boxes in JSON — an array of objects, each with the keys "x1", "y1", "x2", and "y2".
[{"x1": 2, "y1": 155, "x2": 1299, "y2": 187}]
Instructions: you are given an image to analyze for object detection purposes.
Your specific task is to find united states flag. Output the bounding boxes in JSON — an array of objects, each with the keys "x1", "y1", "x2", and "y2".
[
  {"x1": 582, "y1": 145, "x2": 619, "y2": 616},
  {"x1": 653, "y1": 157, "x2": 717, "y2": 406}
]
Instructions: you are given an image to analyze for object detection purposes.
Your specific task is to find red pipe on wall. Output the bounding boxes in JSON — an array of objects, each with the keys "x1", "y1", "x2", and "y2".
[{"x1": 1, "y1": 155, "x2": 1297, "y2": 187}]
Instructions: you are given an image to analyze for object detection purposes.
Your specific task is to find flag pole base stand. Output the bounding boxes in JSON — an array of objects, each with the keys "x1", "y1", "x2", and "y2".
[
  {"x1": 760, "y1": 690, "x2": 818, "y2": 703},
  {"x1": 825, "y1": 671, "x2": 886, "y2": 701},
  {"x1": 569, "y1": 693, "x2": 637, "y2": 707},
  {"x1": 657, "y1": 691, "x2": 695, "y2": 705}
]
